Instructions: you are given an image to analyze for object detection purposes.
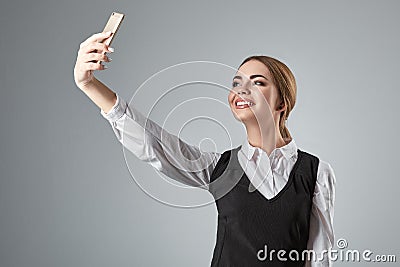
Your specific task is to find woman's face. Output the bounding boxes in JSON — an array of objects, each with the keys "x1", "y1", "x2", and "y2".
[{"x1": 228, "y1": 59, "x2": 282, "y2": 125}]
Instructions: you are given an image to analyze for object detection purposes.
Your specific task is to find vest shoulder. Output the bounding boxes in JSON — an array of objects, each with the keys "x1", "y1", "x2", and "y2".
[
  {"x1": 298, "y1": 148, "x2": 320, "y2": 163},
  {"x1": 210, "y1": 146, "x2": 240, "y2": 182},
  {"x1": 296, "y1": 149, "x2": 320, "y2": 178},
  {"x1": 218, "y1": 145, "x2": 241, "y2": 160}
]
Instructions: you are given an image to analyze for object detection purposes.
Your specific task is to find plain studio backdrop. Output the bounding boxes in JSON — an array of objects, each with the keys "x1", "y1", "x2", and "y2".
[{"x1": 1, "y1": 0, "x2": 399, "y2": 266}]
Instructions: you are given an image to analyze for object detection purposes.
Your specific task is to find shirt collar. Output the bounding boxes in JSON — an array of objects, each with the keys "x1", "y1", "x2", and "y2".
[{"x1": 240, "y1": 137, "x2": 298, "y2": 161}]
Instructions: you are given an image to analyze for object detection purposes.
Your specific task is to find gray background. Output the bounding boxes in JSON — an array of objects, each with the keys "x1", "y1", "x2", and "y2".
[{"x1": 1, "y1": 0, "x2": 399, "y2": 266}]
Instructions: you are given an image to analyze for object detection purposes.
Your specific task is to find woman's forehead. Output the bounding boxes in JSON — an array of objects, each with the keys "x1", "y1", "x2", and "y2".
[{"x1": 236, "y1": 60, "x2": 271, "y2": 79}]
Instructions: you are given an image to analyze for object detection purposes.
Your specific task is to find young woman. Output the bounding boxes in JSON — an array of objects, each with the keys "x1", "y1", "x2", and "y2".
[{"x1": 74, "y1": 31, "x2": 336, "y2": 267}]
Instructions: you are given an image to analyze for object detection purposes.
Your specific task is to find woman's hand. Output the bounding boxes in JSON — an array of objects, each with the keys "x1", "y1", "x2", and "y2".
[{"x1": 74, "y1": 31, "x2": 114, "y2": 90}]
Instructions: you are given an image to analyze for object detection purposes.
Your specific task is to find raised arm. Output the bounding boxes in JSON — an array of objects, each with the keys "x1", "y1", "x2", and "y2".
[
  {"x1": 74, "y1": 31, "x2": 117, "y2": 113},
  {"x1": 100, "y1": 94, "x2": 220, "y2": 188},
  {"x1": 73, "y1": 32, "x2": 220, "y2": 189}
]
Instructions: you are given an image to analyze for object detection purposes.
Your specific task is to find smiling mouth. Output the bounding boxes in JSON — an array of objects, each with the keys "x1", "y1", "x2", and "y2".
[{"x1": 234, "y1": 98, "x2": 255, "y2": 109}]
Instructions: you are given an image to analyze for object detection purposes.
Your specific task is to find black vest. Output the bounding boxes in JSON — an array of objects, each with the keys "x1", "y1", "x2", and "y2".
[{"x1": 209, "y1": 145, "x2": 319, "y2": 267}]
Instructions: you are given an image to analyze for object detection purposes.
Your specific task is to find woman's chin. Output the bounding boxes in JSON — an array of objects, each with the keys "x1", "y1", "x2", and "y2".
[{"x1": 232, "y1": 111, "x2": 255, "y2": 124}]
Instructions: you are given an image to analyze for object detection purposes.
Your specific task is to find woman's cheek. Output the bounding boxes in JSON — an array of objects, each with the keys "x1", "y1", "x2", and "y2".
[
  {"x1": 251, "y1": 93, "x2": 275, "y2": 123},
  {"x1": 227, "y1": 91, "x2": 235, "y2": 103},
  {"x1": 253, "y1": 91, "x2": 272, "y2": 111}
]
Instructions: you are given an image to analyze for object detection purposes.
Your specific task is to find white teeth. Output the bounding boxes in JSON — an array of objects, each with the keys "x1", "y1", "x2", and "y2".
[{"x1": 236, "y1": 101, "x2": 254, "y2": 106}]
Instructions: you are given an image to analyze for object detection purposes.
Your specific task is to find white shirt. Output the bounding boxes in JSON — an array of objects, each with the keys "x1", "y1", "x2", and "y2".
[{"x1": 100, "y1": 93, "x2": 336, "y2": 266}]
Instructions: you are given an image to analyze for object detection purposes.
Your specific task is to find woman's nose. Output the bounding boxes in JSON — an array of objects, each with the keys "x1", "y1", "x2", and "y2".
[{"x1": 236, "y1": 85, "x2": 251, "y2": 95}]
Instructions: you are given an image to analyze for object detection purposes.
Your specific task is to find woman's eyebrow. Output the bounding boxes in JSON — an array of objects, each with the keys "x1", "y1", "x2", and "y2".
[{"x1": 233, "y1": 74, "x2": 269, "y2": 81}]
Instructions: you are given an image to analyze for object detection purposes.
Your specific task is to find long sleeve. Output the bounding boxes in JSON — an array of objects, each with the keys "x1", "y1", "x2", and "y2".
[
  {"x1": 100, "y1": 93, "x2": 221, "y2": 189},
  {"x1": 305, "y1": 160, "x2": 336, "y2": 267}
]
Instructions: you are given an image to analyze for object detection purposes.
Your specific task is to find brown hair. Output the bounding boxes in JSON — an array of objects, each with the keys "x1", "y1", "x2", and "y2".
[{"x1": 239, "y1": 55, "x2": 297, "y2": 140}]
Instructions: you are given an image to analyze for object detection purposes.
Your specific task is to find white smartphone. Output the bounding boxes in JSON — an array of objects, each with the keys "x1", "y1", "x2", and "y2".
[
  {"x1": 97, "y1": 11, "x2": 124, "y2": 63},
  {"x1": 101, "y1": 11, "x2": 124, "y2": 46}
]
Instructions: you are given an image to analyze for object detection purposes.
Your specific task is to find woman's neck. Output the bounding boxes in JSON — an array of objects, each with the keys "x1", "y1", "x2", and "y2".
[{"x1": 245, "y1": 121, "x2": 287, "y2": 155}]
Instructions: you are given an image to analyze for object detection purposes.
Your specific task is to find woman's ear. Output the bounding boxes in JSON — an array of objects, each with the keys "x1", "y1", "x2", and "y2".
[{"x1": 277, "y1": 101, "x2": 285, "y2": 111}]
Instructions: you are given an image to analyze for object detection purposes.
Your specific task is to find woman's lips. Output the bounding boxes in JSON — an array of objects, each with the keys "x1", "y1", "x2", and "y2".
[{"x1": 234, "y1": 97, "x2": 255, "y2": 109}]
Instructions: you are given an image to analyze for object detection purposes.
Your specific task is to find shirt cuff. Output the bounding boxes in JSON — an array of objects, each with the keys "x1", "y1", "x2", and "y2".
[{"x1": 100, "y1": 93, "x2": 127, "y2": 122}]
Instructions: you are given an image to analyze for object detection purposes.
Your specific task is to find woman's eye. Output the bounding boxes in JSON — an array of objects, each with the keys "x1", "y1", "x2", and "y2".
[
  {"x1": 253, "y1": 81, "x2": 264, "y2": 86},
  {"x1": 232, "y1": 81, "x2": 240, "y2": 87}
]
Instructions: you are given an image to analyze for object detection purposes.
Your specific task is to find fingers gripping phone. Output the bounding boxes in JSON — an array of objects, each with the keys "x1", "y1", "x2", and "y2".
[{"x1": 97, "y1": 12, "x2": 124, "y2": 63}]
